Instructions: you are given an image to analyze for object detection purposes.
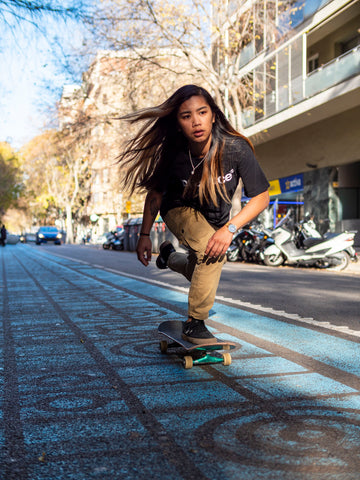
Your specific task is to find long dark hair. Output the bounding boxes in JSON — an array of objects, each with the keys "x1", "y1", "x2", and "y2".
[{"x1": 118, "y1": 84, "x2": 254, "y2": 206}]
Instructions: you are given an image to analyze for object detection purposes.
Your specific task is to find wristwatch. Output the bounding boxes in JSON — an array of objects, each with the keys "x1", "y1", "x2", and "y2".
[{"x1": 225, "y1": 222, "x2": 237, "y2": 233}]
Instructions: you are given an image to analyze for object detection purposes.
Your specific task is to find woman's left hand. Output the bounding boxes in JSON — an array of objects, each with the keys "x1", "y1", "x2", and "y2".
[{"x1": 205, "y1": 228, "x2": 233, "y2": 258}]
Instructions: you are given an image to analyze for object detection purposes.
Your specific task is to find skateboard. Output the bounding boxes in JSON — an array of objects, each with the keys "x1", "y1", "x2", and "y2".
[{"x1": 158, "y1": 320, "x2": 236, "y2": 369}]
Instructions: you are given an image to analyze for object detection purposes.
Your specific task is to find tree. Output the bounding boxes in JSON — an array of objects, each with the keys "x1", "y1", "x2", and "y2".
[
  {"x1": 0, "y1": 143, "x2": 23, "y2": 219},
  {"x1": 0, "y1": 0, "x2": 93, "y2": 149},
  {"x1": 0, "y1": 1, "x2": 87, "y2": 26},
  {"x1": 53, "y1": 124, "x2": 91, "y2": 243},
  {"x1": 21, "y1": 132, "x2": 59, "y2": 225},
  {"x1": 84, "y1": 0, "x2": 280, "y2": 131},
  {"x1": 56, "y1": 47, "x2": 208, "y2": 235},
  {"x1": 22, "y1": 126, "x2": 91, "y2": 242}
]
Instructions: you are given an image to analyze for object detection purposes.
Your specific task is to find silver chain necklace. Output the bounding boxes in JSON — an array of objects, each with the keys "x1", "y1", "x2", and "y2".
[{"x1": 188, "y1": 149, "x2": 209, "y2": 175}]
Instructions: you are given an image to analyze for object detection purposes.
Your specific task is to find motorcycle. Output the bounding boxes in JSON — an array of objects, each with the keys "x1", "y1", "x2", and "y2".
[
  {"x1": 102, "y1": 230, "x2": 124, "y2": 250},
  {"x1": 226, "y1": 222, "x2": 274, "y2": 263},
  {"x1": 261, "y1": 210, "x2": 357, "y2": 271},
  {"x1": 226, "y1": 228, "x2": 250, "y2": 262},
  {"x1": 241, "y1": 223, "x2": 274, "y2": 263}
]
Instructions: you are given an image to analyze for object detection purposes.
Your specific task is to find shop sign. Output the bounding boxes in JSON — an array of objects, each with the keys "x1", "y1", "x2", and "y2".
[
  {"x1": 268, "y1": 179, "x2": 281, "y2": 196},
  {"x1": 269, "y1": 174, "x2": 303, "y2": 196}
]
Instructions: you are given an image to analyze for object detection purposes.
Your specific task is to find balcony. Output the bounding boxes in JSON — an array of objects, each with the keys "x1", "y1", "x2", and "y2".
[
  {"x1": 242, "y1": 45, "x2": 360, "y2": 129},
  {"x1": 306, "y1": 46, "x2": 360, "y2": 97}
]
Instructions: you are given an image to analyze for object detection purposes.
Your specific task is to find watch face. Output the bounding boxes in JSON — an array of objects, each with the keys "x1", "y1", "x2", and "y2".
[{"x1": 228, "y1": 223, "x2": 237, "y2": 233}]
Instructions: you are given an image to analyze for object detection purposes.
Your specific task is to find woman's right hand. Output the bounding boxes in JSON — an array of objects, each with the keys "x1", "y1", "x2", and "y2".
[{"x1": 136, "y1": 236, "x2": 152, "y2": 266}]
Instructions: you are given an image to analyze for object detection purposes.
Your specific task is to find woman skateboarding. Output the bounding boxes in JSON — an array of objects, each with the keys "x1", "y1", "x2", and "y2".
[{"x1": 118, "y1": 85, "x2": 269, "y2": 345}]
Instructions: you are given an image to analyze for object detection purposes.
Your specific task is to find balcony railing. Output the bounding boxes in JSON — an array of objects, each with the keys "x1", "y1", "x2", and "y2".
[
  {"x1": 306, "y1": 46, "x2": 360, "y2": 97},
  {"x1": 239, "y1": 42, "x2": 256, "y2": 69},
  {"x1": 242, "y1": 45, "x2": 360, "y2": 129}
]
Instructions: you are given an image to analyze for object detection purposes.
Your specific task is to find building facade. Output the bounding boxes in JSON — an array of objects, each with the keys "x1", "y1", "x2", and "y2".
[
  {"x1": 216, "y1": 0, "x2": 360, "y2": 242},
  {"x1": 59, "y1": 49, "x2": 207, "y2": 241}
]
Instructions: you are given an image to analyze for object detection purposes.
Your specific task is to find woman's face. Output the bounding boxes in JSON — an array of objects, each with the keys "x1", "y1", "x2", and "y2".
[{"x1": 176, "y1": 95, "x2": 215, "y2": 152}]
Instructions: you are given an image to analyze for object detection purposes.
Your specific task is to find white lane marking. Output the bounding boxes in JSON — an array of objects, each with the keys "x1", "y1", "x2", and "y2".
[
  {"x1": 105, "y1": 268, "x2": 190, "y2": 294},
  {"x1": 42, "y1": 252, "x2": 360, "y2": 339},
  {"x1": 215, "y1": 294, "x2": 360, "y2": 338}
]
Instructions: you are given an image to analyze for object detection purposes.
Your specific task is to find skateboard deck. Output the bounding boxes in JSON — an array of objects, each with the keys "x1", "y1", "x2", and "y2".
[{"x1": 158, "y1": 320, "x2": 236, "y2": 369}]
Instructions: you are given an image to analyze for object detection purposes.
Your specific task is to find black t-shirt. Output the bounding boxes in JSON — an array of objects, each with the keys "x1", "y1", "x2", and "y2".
[{"x1": 159, "y1": 135, "x2": 269, "y2": 228}]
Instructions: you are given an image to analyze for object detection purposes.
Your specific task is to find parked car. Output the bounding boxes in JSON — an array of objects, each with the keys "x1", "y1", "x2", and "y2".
[
  {"x1": 5, "y1": 233, "x2": 20, "y2": 245},
  {"x1": 36, "y1": 226, "x2": 62, "y2": 245}
]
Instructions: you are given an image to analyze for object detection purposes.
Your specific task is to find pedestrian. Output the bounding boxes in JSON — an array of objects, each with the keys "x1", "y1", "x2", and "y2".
[
  {"x1": 1, "y1": 224, "x2": 7, "y2": 247},
  {"x1": 118, "y1": 85, "x2": 269, "y2": 344}
]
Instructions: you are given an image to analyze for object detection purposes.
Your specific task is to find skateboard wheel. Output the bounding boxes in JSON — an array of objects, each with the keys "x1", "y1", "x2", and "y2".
[
  {"x1": 183, "y1": 356, "x2": 193, "y2": 369},
  {"x1": 223, "y1": 344, "x2": 230, "y2": 350},
  {"x1": 160, "y1": 340, "x2": 168, "y2": 353},
  {"x1": 222, "y1": 352, "x2": 231, "y2": 366}
]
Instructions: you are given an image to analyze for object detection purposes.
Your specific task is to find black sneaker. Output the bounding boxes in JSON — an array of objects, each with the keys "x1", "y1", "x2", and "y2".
[
  {"x1": 156, "y1": 241, "x2": 176, "y2": 269},
  {"x1": 182, "y1": 318, "x2": 215, "y2": 345}
]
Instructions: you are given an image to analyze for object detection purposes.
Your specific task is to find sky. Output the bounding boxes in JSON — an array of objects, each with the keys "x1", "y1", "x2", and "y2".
[
  {"x1": 0, "y1": 8, "x2": 89, "y2": 150},
  {"x1": 0, "y1": 1, "x2": 210, "y2": 150}
]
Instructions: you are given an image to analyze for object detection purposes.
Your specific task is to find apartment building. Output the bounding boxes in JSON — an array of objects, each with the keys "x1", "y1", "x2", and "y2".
[
  {"x1": 59, "y1": 49, "x2": 206, "y2": 240},
  {"x1": 217, "y1": 0, "x2": 360, "y2": 239}
]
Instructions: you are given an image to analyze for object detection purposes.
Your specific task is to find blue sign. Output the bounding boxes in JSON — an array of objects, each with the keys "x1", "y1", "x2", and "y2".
[{"x1": 279, "y1": 174, "x2": 303, "y2": 194}]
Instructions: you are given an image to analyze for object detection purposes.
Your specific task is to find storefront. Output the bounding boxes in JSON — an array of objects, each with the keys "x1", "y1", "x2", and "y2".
[
  {"x1": 267, "y1": 165, "x2": 360, "y2": 245},
  {"x1": 268, "y1": 173, "x2": 304, "y2": 228}
]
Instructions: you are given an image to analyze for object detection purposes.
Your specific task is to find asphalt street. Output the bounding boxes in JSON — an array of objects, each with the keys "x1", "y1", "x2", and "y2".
[{"x1": 1, "y1": 244, "x2": 359, "y2": 480}]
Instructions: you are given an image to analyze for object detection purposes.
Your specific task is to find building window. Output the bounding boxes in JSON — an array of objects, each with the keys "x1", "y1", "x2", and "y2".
[
  {"x1": 340, "y1": 34, "x2": 360, "y2": 55},
  {"x1": 308, "y1": 54, "x2": 319, "y2": 73}
]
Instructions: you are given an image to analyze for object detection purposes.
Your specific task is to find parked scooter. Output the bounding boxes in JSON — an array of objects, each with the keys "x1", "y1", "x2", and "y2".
[
  {"x1": 293, "y1": 212, "x2": 321, "y2": 249},
  {"x1": 261, "y1": 210, "x2": 357, "y2": 270}
]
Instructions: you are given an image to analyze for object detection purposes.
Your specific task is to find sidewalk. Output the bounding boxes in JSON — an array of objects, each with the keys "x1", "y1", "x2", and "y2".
[
  {"x1": 345, "y1": 248, "x2": 360, "y2": 275},
  {"x1": 345, "y1": 258, "x2": 360, "y2": 274},
  {"x1": 1, "y1": 244, "x2": 359, "y2": 480}
]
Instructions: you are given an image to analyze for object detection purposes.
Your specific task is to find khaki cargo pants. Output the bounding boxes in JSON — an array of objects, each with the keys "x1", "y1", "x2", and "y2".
[{"x1": 164, "y1": 207, "x2": 226, "y2": 320}]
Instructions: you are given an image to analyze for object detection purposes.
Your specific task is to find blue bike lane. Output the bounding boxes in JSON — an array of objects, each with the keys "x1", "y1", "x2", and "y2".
[{"x1": 1, "y1": 245, "x2": 359, "y2": 480}]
